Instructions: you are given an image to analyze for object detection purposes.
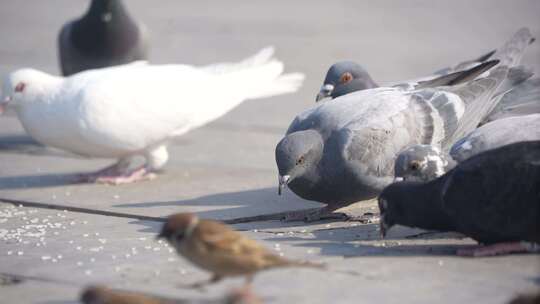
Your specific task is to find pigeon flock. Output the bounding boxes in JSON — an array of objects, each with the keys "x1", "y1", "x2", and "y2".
[{"x1": 0, "y1": 0, "x2": 539, "y2": 303}]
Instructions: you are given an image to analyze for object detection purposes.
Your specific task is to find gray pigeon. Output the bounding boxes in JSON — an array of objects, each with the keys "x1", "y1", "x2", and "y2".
[
  {"x1": 451, "y1": 114, "x2": 540, "y2": 162},
  {"x1": 395, "y1": 81, "x2": 540, "y2": 182},
  {"x1": 315, "y1": 61, "x2": 378, "y2": 101},
  {"x1": 379, "y1": 141, "x2": 540, "y2": 257},
  {"x1": 315, "y1": 49, "x2": 497, "y2": 102},
  {"x1": 58, "y1": 0, "x2": 149, "y2": 76},
  {"x1": 276, "y1": 28, "x2": 534, "y2": 222},
  {"x1": 394, "y1": 144, "x2": 457, "y2": 183}
]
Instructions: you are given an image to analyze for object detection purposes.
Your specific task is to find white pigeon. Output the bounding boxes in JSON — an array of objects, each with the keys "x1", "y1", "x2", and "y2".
[{"x1": 0, "y1": 47, "x2": 304, "y2": 184}]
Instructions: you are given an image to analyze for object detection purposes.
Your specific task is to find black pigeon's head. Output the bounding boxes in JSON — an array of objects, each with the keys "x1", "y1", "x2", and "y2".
[
  {"x1": 379, "y1": 180, "x2": 454, "y2": 238},
  {"x1": 394, "y1": 145, "x2": 451, "y2": 182},
  {"x1": 378, "y1": 182, "x2": 410, "y2": 238},
  {"x1": 316, "y1": 61, "x2": 378, "y2": 102},
  {"x1": 72, "y1": 0, "x2": 138, "y2": 57},
  {"x1": 275, "y1": 130, "x2": 323, "y2": 195}
]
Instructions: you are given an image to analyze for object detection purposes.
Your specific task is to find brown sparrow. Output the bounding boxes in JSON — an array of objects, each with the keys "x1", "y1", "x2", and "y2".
[
  {"x1": 80, "y1": 285, "x2": 263, "y2": 304},
  {"x1": 157, "y1": 213, "x2": 323, "y2": 286},
  {"x1": 80, "y1": 286, "x2": 179, "y2": 304}
]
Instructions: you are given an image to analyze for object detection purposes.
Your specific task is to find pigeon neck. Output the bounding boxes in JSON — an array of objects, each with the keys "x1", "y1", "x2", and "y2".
[
  {"x1": 15, "y1": 73, "x2": 62, "y2": 114},
  {"x1": 396, "y1": 179, "x2": 455, "y2": 232},
  {"x1": 71, "y1": 0, "x2": 139, "y2": 56}
]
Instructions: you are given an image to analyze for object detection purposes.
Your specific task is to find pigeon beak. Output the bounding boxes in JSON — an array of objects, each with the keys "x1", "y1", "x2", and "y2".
[
  {"x1": 379, "y1": 215, "x2": 388, "y2": 239},
  {"x1": 315, "y1": 84, "x2": 334, "y2": 102},
  {"x1": 0, "y1": 96, "x2": 11, "y2": 115},
  {"x1": 278, "y1": 175, "x2": 291, "y2": 195}
]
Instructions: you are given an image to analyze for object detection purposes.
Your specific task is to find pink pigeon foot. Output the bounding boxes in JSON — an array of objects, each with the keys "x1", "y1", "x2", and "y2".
[
  {"x1": 457, "y1": 242, "x2": 539, "y2": 257},
  {"x1": 75, "y1": 165, "x2": 156, "y2": 185}
]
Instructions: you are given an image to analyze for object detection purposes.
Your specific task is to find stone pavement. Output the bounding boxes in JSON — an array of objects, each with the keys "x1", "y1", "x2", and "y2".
[{"x1": 1, "y1": 1, "x2": 539, "y2": 303}]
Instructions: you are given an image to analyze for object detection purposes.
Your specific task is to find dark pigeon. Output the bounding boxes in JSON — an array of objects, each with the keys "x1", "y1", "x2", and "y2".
[
  {"x1": 379, "y1": 141, "x2": 540, "y2": 257},
  {"x1": 58, "y1": 0, "x2": 149, "y2": 76},
  {"x1": 276, "y1": 28, "x2": 534, "y2": 222}
]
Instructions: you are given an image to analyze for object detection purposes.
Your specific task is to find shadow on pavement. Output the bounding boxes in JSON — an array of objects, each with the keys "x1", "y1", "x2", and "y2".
[
  {"x1": 0, "y1": 173, "x2": 79, "y2": 190},
  {"x1": 0, "y1": 135, "x2": 70, "y2": 157},
  {"x1": 115, "y1": 187, "x2": 321, "y2": 222},
  {"x1": 264, "y1": 223, "x2": 475, "y2": 257}
]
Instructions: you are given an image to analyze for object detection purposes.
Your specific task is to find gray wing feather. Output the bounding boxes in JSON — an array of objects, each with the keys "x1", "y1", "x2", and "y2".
[
  {"x1": 450, "y1": 114, "x2": 540, "y2": 162},
  {"x1": 443, "y1": 28, "x2": 535, "y2": 147},
  {"x1": 491, "y1": 28, "x2": 535, "y2": 67},
  {"x1": 339, "y1": 104, "x2": 425, "y2": 189},
  {"x1": 415, "y1": 60, "x2": 499, "y2": 89},
  {"x1": 483, "y1": 77, "x2": 540, "y2": 123},
  {"x1": 442, "y1": 66, "x2": 509, "y2": 148}
]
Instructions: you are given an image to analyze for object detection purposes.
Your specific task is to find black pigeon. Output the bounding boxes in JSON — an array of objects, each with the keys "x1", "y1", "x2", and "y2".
[
  {"x1": 379, "y1": 141, "x2": 540, "y2": 257},
  {"x1": 58, "y1": 0, "x2": 149, "y2": 76}
]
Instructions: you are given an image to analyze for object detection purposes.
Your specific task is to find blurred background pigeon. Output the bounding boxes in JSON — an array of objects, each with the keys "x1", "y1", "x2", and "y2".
[{"x1": 58, "y1": 0, "x2": 149, "y2": 76}]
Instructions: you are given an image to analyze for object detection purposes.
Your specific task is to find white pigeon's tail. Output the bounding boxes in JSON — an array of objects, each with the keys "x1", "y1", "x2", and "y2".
[{"x1": 204, "y1": 47, "x2": 305, "y2": 100}]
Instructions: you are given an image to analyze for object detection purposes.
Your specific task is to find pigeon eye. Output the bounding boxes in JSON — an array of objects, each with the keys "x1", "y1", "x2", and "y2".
[
  {"x1": 15, "y1": 82, "x2": 26, "y2": 93},
  {"x1": 296, "y1": 156, "x2": 305, "y2": 165},
  {"x1": 410, "y1": 161, "x2": 420, "y2": 171},
  {"x1": 173, "y1": 232, "x2": 185, "y2": 242},
  {"x1": 339, "y1": 72, "x2": 353, "y2": 84}
]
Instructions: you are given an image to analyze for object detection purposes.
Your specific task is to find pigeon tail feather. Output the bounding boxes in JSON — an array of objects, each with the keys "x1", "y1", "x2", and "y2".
[
  {"x1": 440, "y1": 28, "x2": 535, "y2": 148},
  {"x1": 491, "y1": 27, "x2": 535, "y2": 67},
  {"x1": 203, "y1": 47, "x2": 305, "y2": 100}
]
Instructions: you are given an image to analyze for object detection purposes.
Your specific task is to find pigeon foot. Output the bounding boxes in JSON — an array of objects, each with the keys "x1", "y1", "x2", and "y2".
[
  {"x1": 347, "y1": 212, "x2": 380, "y2": 224},
  {"x1": 76, "y1": 165, "x2": 156, "y2": 185},
  {"x1": 282, "y1": 207, "x2": 349, "y2": 222},
  {"x1": 456, "y1": 242, "x2": 539, "y2": 257}
]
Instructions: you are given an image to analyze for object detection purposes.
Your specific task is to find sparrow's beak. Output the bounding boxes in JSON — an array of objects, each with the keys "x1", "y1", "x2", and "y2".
[
  {"x1": 315, "y1": 84, "x2": 334, "y2": 102},
  {"x1": 0, "y1": 96, "x2": 11, "y2": 115},
  {"x1": 156, "y1": 230, "x2": 165, "y2": 240},
  {"x1": 278, "y1": 175, "x2": 291, "y2": 195},
  {"x1": 380, "y1": 215, "x2": 389, "y2": 239}
]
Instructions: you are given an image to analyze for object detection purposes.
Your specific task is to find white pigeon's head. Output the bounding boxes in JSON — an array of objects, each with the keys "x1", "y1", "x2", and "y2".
[{"x1": 1, "y1": 69, "x2": 57, "y2": 114}]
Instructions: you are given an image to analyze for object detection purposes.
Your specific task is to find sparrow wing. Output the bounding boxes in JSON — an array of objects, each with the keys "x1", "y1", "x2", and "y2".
[{"x1": 197, "y1": 220, "x2": 289, "y2": 270}]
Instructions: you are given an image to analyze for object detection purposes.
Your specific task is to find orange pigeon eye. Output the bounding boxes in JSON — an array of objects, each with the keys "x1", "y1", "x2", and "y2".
[{"x1": 339, "y1": 72, "x2": 353, "y2": 84}]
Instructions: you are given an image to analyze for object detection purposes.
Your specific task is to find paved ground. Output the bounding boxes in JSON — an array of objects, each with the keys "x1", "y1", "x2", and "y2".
[{"x1": 1, "y1": 1, "x2": 539, "y2": 303}]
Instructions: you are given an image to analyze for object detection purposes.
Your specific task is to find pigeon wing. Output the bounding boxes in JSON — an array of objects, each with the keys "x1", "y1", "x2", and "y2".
[{"x1": 441, "y1": 141, "x2": 540, "y2": 243}]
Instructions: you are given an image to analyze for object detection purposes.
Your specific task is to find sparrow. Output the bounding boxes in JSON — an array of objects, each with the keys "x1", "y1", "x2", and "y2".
[
  {"x1": 157, "y1": 213, "x2": 323, "y2": 286},
  {"x1": 80, "y1": 286, "x2": 262, "y2": 304},
  {"x1": 80, "y1": 286, "x2": 180, "y2": 304}
]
